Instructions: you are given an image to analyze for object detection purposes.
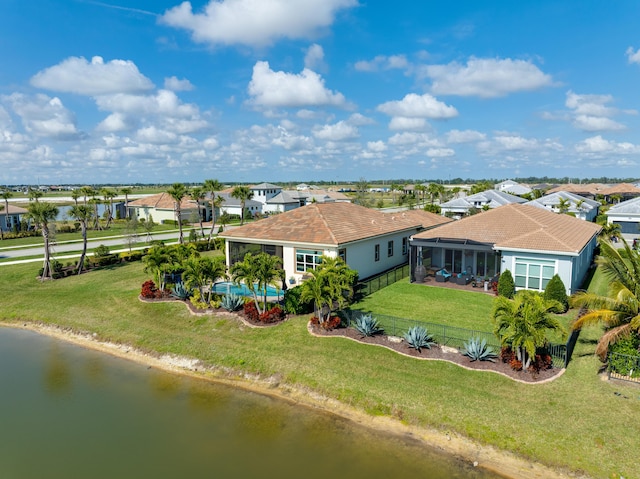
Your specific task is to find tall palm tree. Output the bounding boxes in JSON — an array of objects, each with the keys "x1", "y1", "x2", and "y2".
[
  {"x1": 300, "y1": 256, "x2": 354, "y2": 323},
  {"x1": 492, "y1": 290, "x2": 565, "y2": 370},
  {"x1": 571, "y1": 239, "x2": 640, "y2": 359},
  {"x1": 203, "y1": 179, "x2": 222, "y2": 241},
  {"x1": 230, "y1": 185, "x2": 253, "y2": 225},
  {"x1": 182, "y1": 255, "x2": 227, "y2": 303},
  {"x1": 28, "y1": 187, "x2": 43, "y2": 202},
  {"x1": 101, "y1": 188, "x2": 116, "y2": 227},
  {"x1": 1, "y1": 188, "x2": 13, "y2": 240},
  {"x1": 120, "y1": 187, "x2": 132, "y2": 219},
  {"x1": 557, "y1": 197, "x2": 571, "y2": 214},
  {"x1": 230, "y1": 252, "x2": 282, "y2": 314},
  {"x1": 190, "y1": 186, "x2": 206, "y2": 238},
  {"x1": 142, "y1": 246, "x2": 172, "y2": 291},
  {"x1": 71, "y1": 189, "x2": 81, "y2": 206},
  {"x1": 26, "y1": 201, "x2": 59, "y2": 281},
  {"x1": 69, "y1": 204, "x2": 93, "y2": 274},
  {"x1": 167, "y1": 183, "x2": 188, "y2": 244},
  {"x1": 89, "y1": 196, "x2": 102, "y2": 230},
  {"x1": 80, "y1": 186, "x2": 94, "y2": 206}
]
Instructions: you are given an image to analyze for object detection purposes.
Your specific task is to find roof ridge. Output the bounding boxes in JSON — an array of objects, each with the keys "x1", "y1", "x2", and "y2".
[{"x1": 315, "y1": 204, "x2": 339, "y2": 244}]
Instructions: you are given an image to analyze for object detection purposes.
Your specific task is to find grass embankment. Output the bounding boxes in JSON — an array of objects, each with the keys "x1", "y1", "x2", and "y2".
[{"x1": 1, "y1": 263, "x2": 638, "y2": 478}]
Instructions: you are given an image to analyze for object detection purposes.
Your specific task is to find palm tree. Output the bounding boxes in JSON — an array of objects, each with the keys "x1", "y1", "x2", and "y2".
[
  {"x1": 571, "y1": 239, "x2": 640, "y2": 359},
  {"x1": 101, "y1": 188, "x2": 116, "y2": 227},
  {"x1": 167, "y1": 183, "x2": 188, "y2": 244},
  {"x1": 492, "y1": 290, "x2": 565, "y2": 370},
  {"x1": 26, "y1": 201, "x2": 59, "y2": 281},
  {"x1": 414, "y1": 184, "x2": 426, "y2": 206},
  {"x1": 69, "y1": 204, "x2": 93, "y2": 274},
  {"x1": 28, "y1": 187, "x2": 43, "y2": 202},
  {"x1": 142, "y1": 246, "x2": 172, "y2": 291},
  {"x1": 190, "y1": 186, "x2": 206, "y2": 238},
  {"x1": 182, "y1": 255, "x2": 227, "y2": 303},
  {"x1": 120, "y1": 187, "x2": 132, "y2": 219},
  {"x1": 89, "y1": 196, "x2": 102, "y2": 230},
  {"x1": 71, "y1": 189, "x2": 81, "y2": 206},
  {"x1": 230, "y1": 252, "x2": 282, "y2": 314},
  {"x1": 599, "y1": 222, "x2": 621, "y2": 241},
  {"x1": 1, "y1": 188, "x2": 13, "y2": 240},
  {"x1": 557, "y1": 197, "x2": 571, "y2": 214},
  {"x1": 204, "y1": 179, "x2": 223, "y2": 242},
  {"x1": 300, "y1": 256, "x2": 354, "y2": 324},
  {"x1": 80, "y1": 186, "x2": 94, "y2": 206},
  {"x1": 230, "y1": 185, "x2": 253, "y2": 225}
]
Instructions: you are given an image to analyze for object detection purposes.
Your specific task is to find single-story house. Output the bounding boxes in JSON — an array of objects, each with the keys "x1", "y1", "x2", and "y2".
[
  {"x1": 495, "y1": 180, "x2": 532, "y2": 196},
  {"x1": 525, "y1": 191, "x2": 600, "y2": 221},
  {"x1": 219, "y1": 202, "x2": 452, "y2": 283},
  {"x1": 410, "y1": 204, "x2": 601, "y2": 294},
  {"x1": 439, "y1": 189, "x2": 526, "y2": 217},
  {"x1": 217, "y1": 193, "x2": 262, "y2": 219},
  {"x1": 605, "y1": 196, "x2": 640, "y2": 235},
  {"x1": 546, "y1": 183, "x2": 606, "y2": 200},
  {"x1": 0, "y1": 204, "x2": 28, "y2": 232},
  {"x1": 598, "y1": 183, "x2": 640, "y2": 203},
  {"x1": 127, "y1": 192, "x2": 200, "y2": 224}
]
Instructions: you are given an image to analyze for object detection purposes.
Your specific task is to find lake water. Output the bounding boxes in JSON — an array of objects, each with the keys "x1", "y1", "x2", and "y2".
[
  {"x1": 0, "y1": 327, "x2": 499, "y2": 479},
  {"x1": 55, "y1": 204, "x2": 107, "y2": 221}
]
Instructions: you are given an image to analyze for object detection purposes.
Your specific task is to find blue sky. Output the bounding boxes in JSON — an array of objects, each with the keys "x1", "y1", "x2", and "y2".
[{"x1": 2, "y1": 0, "x2": 640, "y2": 185}]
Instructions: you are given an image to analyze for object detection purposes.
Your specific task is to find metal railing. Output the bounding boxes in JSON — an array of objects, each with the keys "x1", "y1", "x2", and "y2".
[
  {"x1": 357, "y1": 264, "x2": 410, "y2": 297},
  {"x1": 341, "y1": 309, "x2": 567, "y2": 369},
  {"x1": 607, "y1": 351, "x2": 640, "y2": 383}
]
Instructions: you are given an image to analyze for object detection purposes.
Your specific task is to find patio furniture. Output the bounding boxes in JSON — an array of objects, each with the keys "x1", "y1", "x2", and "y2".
[
  {"x1": 435, "y1": 268, "x2": 452, "y2": 282},
  {"x1": 455, "y1": 273, "x2": 471, "y2": 285}
]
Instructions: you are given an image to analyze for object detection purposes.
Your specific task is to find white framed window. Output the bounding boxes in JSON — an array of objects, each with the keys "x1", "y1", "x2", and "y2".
[
  {"x1": 387, "y1": 240, "x2": 394, "y2": 257},
  {"x1": 296, "y1": 249, "x2": 323, "y2": 272},
  {"x1": 514, "y1": 258, "x2": 556, "y2": 291},
  {"x1": 374, "y1": 244, "x2": 380, "y2": 262},
  {"x1": 402, "y1": 237, "x2": 408, "y2": 255}
]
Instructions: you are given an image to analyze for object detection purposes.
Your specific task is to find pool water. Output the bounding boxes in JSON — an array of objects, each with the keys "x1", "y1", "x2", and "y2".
[{"x1": 212, "y1": 281, "x2": 281, "y2": 297}]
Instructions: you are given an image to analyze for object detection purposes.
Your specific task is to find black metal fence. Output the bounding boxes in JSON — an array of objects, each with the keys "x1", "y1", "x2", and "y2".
[
  {"x1": 341, "y1": 309, "x2": 568, "y2": 369},
  {"x1": 607, "y1": 351, "x2": 640, "y2": 383},
  {"x1": 357, "y1": 264, "x2": 410, "y2": 297}
]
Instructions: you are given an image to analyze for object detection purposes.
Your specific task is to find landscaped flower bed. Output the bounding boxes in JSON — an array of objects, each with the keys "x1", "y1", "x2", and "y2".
[{"x1": 309, "y1": 322, "x2": 562, "y2": 383}]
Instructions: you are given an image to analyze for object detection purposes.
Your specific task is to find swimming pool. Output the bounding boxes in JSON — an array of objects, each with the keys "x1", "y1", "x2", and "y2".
[{"x1": 211, "y1": 282, "x2": 281, "y2": 297}]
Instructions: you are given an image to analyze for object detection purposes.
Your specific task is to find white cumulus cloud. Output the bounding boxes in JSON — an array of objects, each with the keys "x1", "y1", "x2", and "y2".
[
  {"x1": 388, "y1": 117, "x2": 426, "y2": 131},
  {"x1": 312, "y1": 120, "x2": 358, "y2": 141},
  {"x1": 355, "y1": 54, "x2": 409, "y2": 72},
  {"x1": 446, "y1": 129, "x2": 486, "y2": 143},
  {"x1": 247, "y1": 61, "x2": 346, "y2": 108},
  {"x1": 304, "y1": 44, "x2": 326, "y2": 71},
  {"x1": 377, "y1": 93, "x2": 458, "y2": 119},
  {"x1": 161, "y1": 0, "x2": 357, "y2": 48},
  {"x1": 626, "y1": 47, "x2": 640, "y2": 64},
  {"x1": 564, "y1": 90, "x2": 632, "y2": 132},
  {"x1": 164, "y1": 76, "x2": 195, "y2": 91},
  {"x1": 423, "y1": 57, "x2": 553, "y2": 98},
  {"x1": 31, "y1": 56, "x2": 154, "y2": 96},
  {"x1": 426, "y1": 147, "x2": 455, "y2": 157},
  {"x1": 6, "y1": 93, "x2": 79, "y2": 139}
]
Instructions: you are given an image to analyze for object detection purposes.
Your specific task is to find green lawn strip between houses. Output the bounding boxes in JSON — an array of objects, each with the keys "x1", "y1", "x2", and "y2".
[{"x1": 0, "y1": 262, "x2": 638, "y2": 478}]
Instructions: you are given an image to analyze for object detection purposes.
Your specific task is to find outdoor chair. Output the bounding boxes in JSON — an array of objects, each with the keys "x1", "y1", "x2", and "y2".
[{"x1": 435, "y1": 268, "x2": 451, "y2": 282}]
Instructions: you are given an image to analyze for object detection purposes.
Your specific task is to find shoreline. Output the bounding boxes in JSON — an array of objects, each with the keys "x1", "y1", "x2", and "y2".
[{"x1": 2, "y1": 321, "x2": 582, "y2": 479}]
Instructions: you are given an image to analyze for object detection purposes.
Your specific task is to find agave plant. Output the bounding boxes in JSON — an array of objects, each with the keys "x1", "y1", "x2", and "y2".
[
  {"x1": 354, "y1": 313, "x2": 383, "y2": 337},
  {"x1": 221, "y1": 293, "x2": 245, "y2": 312},
  {"x1": 171, "y1": 281, "x2": 192, "y2": 300},
  {"x1": 462, "y1": 337, "x2": 497, "y2": 362},
  {"x1": 403, "y1": 325, "x2": 435, "y2": 352}
]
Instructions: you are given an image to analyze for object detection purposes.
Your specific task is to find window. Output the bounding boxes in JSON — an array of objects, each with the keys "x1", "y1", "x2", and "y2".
[
  {"x1": 514, "y1": 258, "x2": 555, "y2": 291},
  {"x1": 296, "y1": 249, "x2": 323, "y2": 272},
  {"x1": 402, "y1": 237, "x2": 408, "y2": 255},
  {"x1": 387, "y1": 240, "x2": 394, "y2": 257},
  {"x1": 374, "y1": 244, "x2": 380, "y2": 262},
  {"x1": 338, "y1": 248, "x2": 346, "y2": 262}
]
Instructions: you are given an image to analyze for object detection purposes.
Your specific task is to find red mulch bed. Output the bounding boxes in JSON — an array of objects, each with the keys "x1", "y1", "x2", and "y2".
[{"x1": 311, "y1": 324, "x2": 562, "y2": 383}]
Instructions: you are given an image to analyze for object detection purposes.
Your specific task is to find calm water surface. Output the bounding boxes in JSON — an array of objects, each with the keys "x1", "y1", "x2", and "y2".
[{"x1": 0, "y1": 328, "x2": 501, "y2": 479}]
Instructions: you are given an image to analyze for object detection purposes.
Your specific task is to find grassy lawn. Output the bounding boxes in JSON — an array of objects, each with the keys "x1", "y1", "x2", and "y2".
[{"x1": 0, "y1": 262, "x2": 638, "y2": 478}]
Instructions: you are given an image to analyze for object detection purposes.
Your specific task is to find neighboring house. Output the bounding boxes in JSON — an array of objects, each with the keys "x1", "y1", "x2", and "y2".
[
  {"x1": 495, "y1": 180, "x2": 532, "y2": 196},
  {"x1": 439, "y1": 189, "x2": 526, "y2": 217},
  {"x1": 525, "y1": 191, "x2": 600, "y2": 221},
  {"x1": 217, "y1": 193, "x2": 262, "y2": 219},
  {"x1": 605, "y1": 196, "x2": 640, "y2": 235},
  {"x1": 250, "y1": 183, "x2": 283, "y2": 210},
  {"x1": 410, "y1": 204, "x2": 601, "y2": 294},
  {"x1": 598, "y1": 183, "x2": 640, "y2": 203},
  {"x1": 219, "y1": 202, "x2": 451, "y2": 283},
  {"x1": 546, "y1": 183, "x2": 606, "y2": 199},
  {"x1": 0, "y1": 204, "x2": 28, "y2": 232},
  {"x1": 263, "y1": 190, "x2": 308, "y2": 214},
  {"x1": 127, "y1": 192, "x2": 200, "y2": 224}
]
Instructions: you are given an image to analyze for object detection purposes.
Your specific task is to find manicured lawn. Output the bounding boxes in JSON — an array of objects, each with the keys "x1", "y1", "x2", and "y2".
[{"x1": 0, "y1": 263, "x2": 638, "y2": 478}]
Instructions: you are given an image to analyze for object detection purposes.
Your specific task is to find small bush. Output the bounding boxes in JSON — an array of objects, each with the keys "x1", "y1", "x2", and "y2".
[
  {"x1": 403, "y1": 325, "x2": 435, "y2": 352},
  {"x1": 321, "y1": 316, "x2": 342, "y2": 331},
  {"x1": 283, "y1": 286, "x2": 313, "y2": 314},
  {"x1": 171, "y1": 282, "x2": 192, "y2": 300},
  {"x1": 462, "y1": 337, "x2": 497, "y2": 362},
  {"x1": 119, "y1": 251, "x2": 144, "y2": 262},
  {"x1": 94, "y1": 244, "x2": 111, "y2": 257},
  {"x1": 544, "y1": 274, "x2": 568, "y2": 312},
  {"x1": 141, "y1": 280, "x2": 157, "y2": 299},
  {"x1": 221, "y1": 293, "x2": 244, "y2": 312},
  {"x1": 608, "y1": 335, "x2": 640, "y2": 377},
  {"x1": 243, "y1": 302, "x2": 259, "y2": 322},
  {"x1": 189, "y1": 289, "x2": 210, "y2": 309},
  {"x1": 497, "y1": 270, "x2": 515, "y2": 298},
  {"x1": 258, "y1": 306, "x2": 285, "y2": 324},
  {"x1": 354, "y1": 314, "x2": 383, "y2": 337}
]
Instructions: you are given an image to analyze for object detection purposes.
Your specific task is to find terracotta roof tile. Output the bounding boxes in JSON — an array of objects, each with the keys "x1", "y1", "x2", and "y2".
[
  {"x1": 412, "y1": 204, "x2": 601, "y2": 254},
  {"x1": 127, "y1": 192, "x2": 198, "y2": 210},
  {"x1": 220, "y1": 202, "x2": 426, "y2": 245},
  {"x1": 598, "y1": 183, "x2": 640, "y2": 196}
]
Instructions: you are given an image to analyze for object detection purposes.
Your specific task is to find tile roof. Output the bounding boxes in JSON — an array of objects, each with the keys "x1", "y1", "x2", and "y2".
[
  {"x1": 1, "y1": 204, "x2": 28, "y2": 214},
  {"x1": 546, "y1": 183, "x2": 606, "y2": 195},
  {"x1": 440, "y1": 189, "x2": 526, "y2": 210},
  {"x1": 127, "y1": 192, "x2": 198, "y2": 210},
  {"x1": 220, "y1": 202, "x2": 426, "y2": 246},
  {"x1": 412, "y1": 203, "x2": 601, "y2": 254},
  {"x1": 525, "y1": 191, "x2": 600, "y2": 212},
  {"x1": 383, "y1": 209, "x2": 453, "y2": 228},
  {"x1": 251, "y1": 182, "x2": 281, "y2": 190},
  {"x1": 606, "y1": 196, "x2": 640, "y2": 215},
  {"x1": 598, "y1": 183, "x2": 640, "y2": 196}
]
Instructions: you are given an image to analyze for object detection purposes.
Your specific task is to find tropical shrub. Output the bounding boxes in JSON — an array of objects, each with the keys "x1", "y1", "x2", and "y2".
[
  {"x1": 462, "y1": 337, "x2": 497, "y2": 362},
  {"x1": 321, "y1": 316, "x2": 342, "y2": 331},
  {"x1": 497, "y1": 269, "x2": 515, "y2": 298},
  {"x1": 283, "y1": 286, "x2": 314, "y2": 314},
  {"x1": 608, "y1": 334, "x2": 640, "y2": 377},
  {"x1": 258, "y1": 306, "x2": 285, "y2": 324},
  {"x1": 544, "y1": 274, "x2": 568, "y2": 312},
  {"x1": 171, "y1": 281, "x2": 192, "y2": 300},
  {"x1": 93, "y1": 244, "x2": 111, "y2": 258},
  {"x1": 141, "y1": 280, "x2": 158, "y2": 299},
  {"x1": 119, "y1": 251, "x2": 144, "y2": 262},
  {"x1": 354, "y1": 314, "x2": 383, "y2": 337},
  {"x1": 403, "y1": 325, "x2": 435, "y2": 352},
  {"x1": 221, "y1": 293, "x2": 245, "y2": 312},
  {"x1": 189, "y1": 289, "x2": 210, "y2": 310},
  {"x1": 243, "y1": 301, "x2": 259, "y2": 322}
]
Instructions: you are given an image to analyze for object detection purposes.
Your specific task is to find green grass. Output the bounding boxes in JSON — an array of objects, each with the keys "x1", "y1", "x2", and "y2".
[{"x1": 0, "y1": 263, "x2": 638, "y2": 478}]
